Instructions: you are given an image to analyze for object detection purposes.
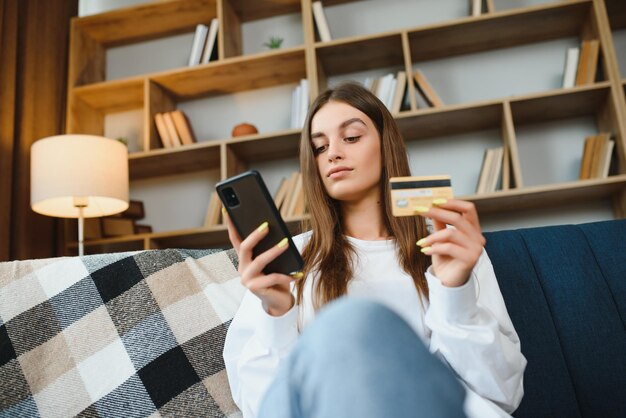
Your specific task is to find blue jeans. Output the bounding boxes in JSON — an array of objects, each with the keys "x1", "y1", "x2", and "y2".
[{"x1": 259, "y1": 298, "x2": 466, "y2": 418}]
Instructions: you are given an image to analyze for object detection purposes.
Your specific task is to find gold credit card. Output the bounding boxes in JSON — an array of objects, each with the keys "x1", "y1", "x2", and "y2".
[{"x1": 389, "y1": 175, "x2": 454, "y2": 217}]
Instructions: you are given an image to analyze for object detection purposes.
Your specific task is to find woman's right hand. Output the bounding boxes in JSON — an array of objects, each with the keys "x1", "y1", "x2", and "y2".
[{"x1": 223, "y1": 209, "x2": 296, "y2": 317}]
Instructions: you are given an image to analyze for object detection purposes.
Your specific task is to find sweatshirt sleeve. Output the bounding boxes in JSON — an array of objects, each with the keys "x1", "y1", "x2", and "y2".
[
  {"x1": 223, "y1": 289, "x2": 299, "y2": 418},
  {"x1": 424, "y1": 250, "x2": 527, "y2": 414}
]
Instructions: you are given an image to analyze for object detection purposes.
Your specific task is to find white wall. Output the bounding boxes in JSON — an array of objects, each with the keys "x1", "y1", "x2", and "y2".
[{"x1": 82, "y1": 0, "x2": 617, "y2": 233}]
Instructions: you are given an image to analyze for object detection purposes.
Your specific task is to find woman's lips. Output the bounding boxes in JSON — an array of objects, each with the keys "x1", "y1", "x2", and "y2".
[{"x1": 328, "y1": 168, "x2": 353, "y2": 179}]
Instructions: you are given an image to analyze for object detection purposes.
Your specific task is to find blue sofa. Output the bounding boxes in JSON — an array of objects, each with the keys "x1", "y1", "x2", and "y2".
[
  {"x1": 0, "y1": 220, "x2": 624, "y2": 417},
  {"x1": 485, "y1": 219, "x2": 626, "y2": 417}
]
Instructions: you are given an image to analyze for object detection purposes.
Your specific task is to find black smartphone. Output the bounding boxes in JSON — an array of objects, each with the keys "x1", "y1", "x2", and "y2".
[{"x1": 216, "y1": 170, "x2": 304, "y2": 275}]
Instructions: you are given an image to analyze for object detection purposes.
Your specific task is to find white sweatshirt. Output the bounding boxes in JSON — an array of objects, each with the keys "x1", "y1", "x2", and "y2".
[{"x1": 223, "y1": 231, "x2": 527, "y2": 418}]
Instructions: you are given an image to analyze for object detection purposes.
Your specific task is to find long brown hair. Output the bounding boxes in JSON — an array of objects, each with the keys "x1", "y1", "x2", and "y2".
[{"x1": 296, "y1": 82, "x2": 431, "y2": 310}]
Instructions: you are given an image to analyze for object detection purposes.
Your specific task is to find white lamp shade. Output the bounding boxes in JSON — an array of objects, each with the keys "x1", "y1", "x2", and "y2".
[{"x1": 31, "y1": 135, "x2": 129, "y2": 218}]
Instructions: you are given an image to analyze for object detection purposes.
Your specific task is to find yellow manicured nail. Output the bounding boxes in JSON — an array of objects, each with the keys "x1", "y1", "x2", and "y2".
[
  {"x1": 414, "y1": 206, "x2": 429, "y2": 213},
  {"x1": 432, "y1": 198, "x2": 447, "y2": 206},
  {"x1": 420, "y1": 246, "x2": 432, "y2": 254},
  {"x1": 290, "y1": 271, "x2": 304, "y2": 279},
  {"x1": 277, "y1": 237, "x2": 288, "y2": 248},
  {"x1": 257, "y1": 221, "x2": 269, "y2": 232},
  {"x1": 221, "y1": 207, "x2": 226, "y2": 215},
  {"x1": 416, "y1": 238, "x2": 427, "y2": 247}
]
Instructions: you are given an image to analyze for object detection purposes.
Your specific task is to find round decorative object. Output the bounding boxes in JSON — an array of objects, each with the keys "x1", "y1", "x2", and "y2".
[{"x1": 231, "y1": 123, "x2": 258, "y2": 137}]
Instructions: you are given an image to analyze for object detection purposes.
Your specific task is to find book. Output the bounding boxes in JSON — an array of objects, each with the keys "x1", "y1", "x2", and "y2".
[
  {"x1": 201, "y1": 18, "x2": 219, "y2": 64},
  {"x1": 154, "y1": 113, "x2": 173, "y2": 148},
  {"x1": 84, "y1": 219, "x2": 102, "y2": 240},
  {"x1": 204, "y1": 191, "x2": 222, "y2": 227},
  {"x1": 369, "y1": 77, "x2": 380, "y2": 96},
  {"x1": 170, "y1": 110, "x2": 196, "y2": 146},
  {"x1": 285, "y1": 172, "x2": 303, "y2": 217},
  {"x1": 501, "y1": 142, "x2": 510, "y2": 190},
  {"x1": 375, "y1": 73, "x2": 394, "y2": 109},
  {"x1": 281, "y1": 171, "x2": 300, "y2": 218},
  {"x1": 598, "y1": 139, "x2": 615, "y2": 178},
  {"x1": 298, "y1": 79, "x2": 309, "y2": 128},
  {"x1": 134, "y1": 224, "x2": 153, "y2": 234},
  {"x1": 475, "y1": 147, "x2": 503, "y2": 193},
  {"x1": 163, "y1": 112, "x2": 182, "y2": 147},
  {"x1": 102, "y1": 218, "x2": 135, "y2": 237},
  {"x1": 390, "y1": 71, "x2": 407, "y2": 115},
  {"x1": 112, "y1": 200, "x2": 145, "y2": 219},
  {"x1": 578, "y1": 135, "x2": 596, "y2": 180},
  {"x1": 188, "y1": 23, "x2": 209, "y2": 66},
  {"x1": 485, "y1": 147, "x2": 503, "y2": 193},
  {"x1": 579, "y1": 133, "x2": 613, "y2": 179},
  {"x1": 274, "y1": 177, "x2": 290, "y2": 210},
  {"x1": 562, "y1": 47, "x2": 580, "y2": 88},
  {"x1": 312, "y1": 1, "x2": 332, "y2": 42},
  {"x1": 471, "y1": 0, "x2": 481, "y2": 16},
  {"x1": 588, "y1": 133, "x2": 607, "y2": 179},
  {"x1": 476, "y1": 149, "x2": 493, "y2": 194},
  {"x1": 413, "y1": 69, "x2": 444, "y2": 108},
  {"x1": 291, "y1": 84, "x2": 301, "y2": 129},
  {"x1": 575, "y1": 39, "x2": 600, "y2": 86},
  {"x1": 291, "y1": 79, "x2": 310, "y2": 129}
]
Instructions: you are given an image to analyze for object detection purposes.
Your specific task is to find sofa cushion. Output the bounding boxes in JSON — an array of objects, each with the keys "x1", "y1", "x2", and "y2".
[
  {"x1": 0, "y1": 249, "x2": 245, "y2": 418},
  {"x1": 485, "y1": 219, "x2": 626, "y2": 418}
]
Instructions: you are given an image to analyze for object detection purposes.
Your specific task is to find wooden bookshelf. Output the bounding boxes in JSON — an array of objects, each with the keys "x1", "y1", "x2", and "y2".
[{"x1": 65, "y1": 0, "x2": 626, "y2": 254}]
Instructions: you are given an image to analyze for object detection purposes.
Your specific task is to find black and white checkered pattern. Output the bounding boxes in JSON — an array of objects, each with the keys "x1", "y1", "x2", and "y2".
[{"x1": 0, "y1": 248, "x2": 244, "y2": 417}]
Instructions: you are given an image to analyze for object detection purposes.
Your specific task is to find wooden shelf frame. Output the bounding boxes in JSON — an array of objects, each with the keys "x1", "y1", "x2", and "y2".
[
  {"x1": 71, "y1": 174, "x2": 626, "y2": 253},
  {"x1": 63, "y1": 0, "x2": 626, "y2": 255}
]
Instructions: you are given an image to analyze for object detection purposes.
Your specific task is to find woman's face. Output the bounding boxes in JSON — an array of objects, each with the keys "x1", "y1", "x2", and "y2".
[{"x1": 310, "y1": 100, "x2": 382, "y2": 203}]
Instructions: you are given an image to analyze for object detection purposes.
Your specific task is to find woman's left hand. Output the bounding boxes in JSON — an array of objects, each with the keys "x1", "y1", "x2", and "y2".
[{"x1": 416, "y1": 199, "x2": 486, "y2": 287}]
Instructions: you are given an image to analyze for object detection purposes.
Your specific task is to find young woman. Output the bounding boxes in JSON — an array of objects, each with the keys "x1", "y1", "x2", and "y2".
[{"x1": 223, "y1": 82, "x2": 527, "y2": 418}]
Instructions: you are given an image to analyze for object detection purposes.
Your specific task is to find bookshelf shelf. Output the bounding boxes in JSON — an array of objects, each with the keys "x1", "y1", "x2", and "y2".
[
  {"x1": 72, "y1": 0, "x2": 216, "y2": 46},
  {"x1": 316, "y1": 33, "x2": 405, "y2": 75},
  {"x1": 128, "y1": 128, "x2": 301, "y2": 180},
  {"x1": 152, "y1": 47, "x2": 307, "y2": 99},
  {"x1": 129, "y1": 141, "x2": 222, "y2": 180},
  {"x1": 407, "y1": 1, "x2": 591, "y2": 62},
  {"x1": 466, "y1": 175, "x2": 626, "y2": 214},
  {"x1": 73, "y1": 78, "x2": 144, "y2": 111},
  {"x1": 64, "y1": 0, "x2": 626, "y2": 255},
  {"x1": 227, "y1": 129, "x2": 301, "y2": 163},
  {"x1": 395, "y1": 101, "x2": 503, "y2": 140},
  {"x1": 227, "y1": 0, "x2": 302, "y2": 22},
  {"x1": 77, "y1": 215, "x2": 308, "y2": 251},
  {"x1": 76, "y1": 173, "x2": 626, "y2": 251},
  {"x1": 509, "y1": 82, "x2": 611, "y2": 124}
]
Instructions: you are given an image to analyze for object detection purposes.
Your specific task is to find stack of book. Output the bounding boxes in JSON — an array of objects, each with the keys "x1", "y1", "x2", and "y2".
[
  {"x1": 84, "y1": 201, "x2": 152, "y2": 239},
  {"x1": 188, "y1": 18, "x2": 219, "y2": 66},
  {"x1": 475, "y1": 147, "x2": 507, "y2": 194},
  {"x1": 562, "y1": 39, "x2": 600, "y2": 88},
  {"x1": 204, "y1": 191, "x2": 222, "y2": 227},
  {"x1": 579, "y1": 133, "x2": 614, "y2": 179},
  {"x1": 275, "y1": 171, "x2": 306, "y2": 218},
  {"x1": 363, "y1": 71, "x2": 409, "y2": 114},
  {"x1": 291, "y1": 79, "x2": 310, "y2": 129},
  {"x1": 154, "y1": 110, "x2": 197, "y2": 149}
]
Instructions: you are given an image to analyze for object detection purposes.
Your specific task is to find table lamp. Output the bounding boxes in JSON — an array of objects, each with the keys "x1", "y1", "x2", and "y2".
[{"x1": 31, "y1": 134, "x2": 129, "y2": 256}]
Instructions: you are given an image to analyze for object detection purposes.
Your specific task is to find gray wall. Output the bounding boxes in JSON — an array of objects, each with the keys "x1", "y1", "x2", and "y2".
[{"x1": 82, "y1": 0, "x2": 621, "y2": 233}]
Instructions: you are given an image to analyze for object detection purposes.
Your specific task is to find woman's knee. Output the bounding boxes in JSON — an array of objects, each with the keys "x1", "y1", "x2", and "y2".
[{"x1": 298, "y1": 297, "x2": 422, "y2": 356}]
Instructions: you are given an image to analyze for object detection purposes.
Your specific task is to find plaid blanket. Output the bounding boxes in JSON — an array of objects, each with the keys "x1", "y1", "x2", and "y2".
[{"x1": 0, "y1": 249, "x2": 245, "y2": 418}]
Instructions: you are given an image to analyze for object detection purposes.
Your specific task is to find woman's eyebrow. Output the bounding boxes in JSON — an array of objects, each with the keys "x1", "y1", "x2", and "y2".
[
  {"x1": 311, "y1": 118, "x2": 366, "y2": 140},
  {"x1": 339, "y1": 118, "x2": 366, "y2": 129}
]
